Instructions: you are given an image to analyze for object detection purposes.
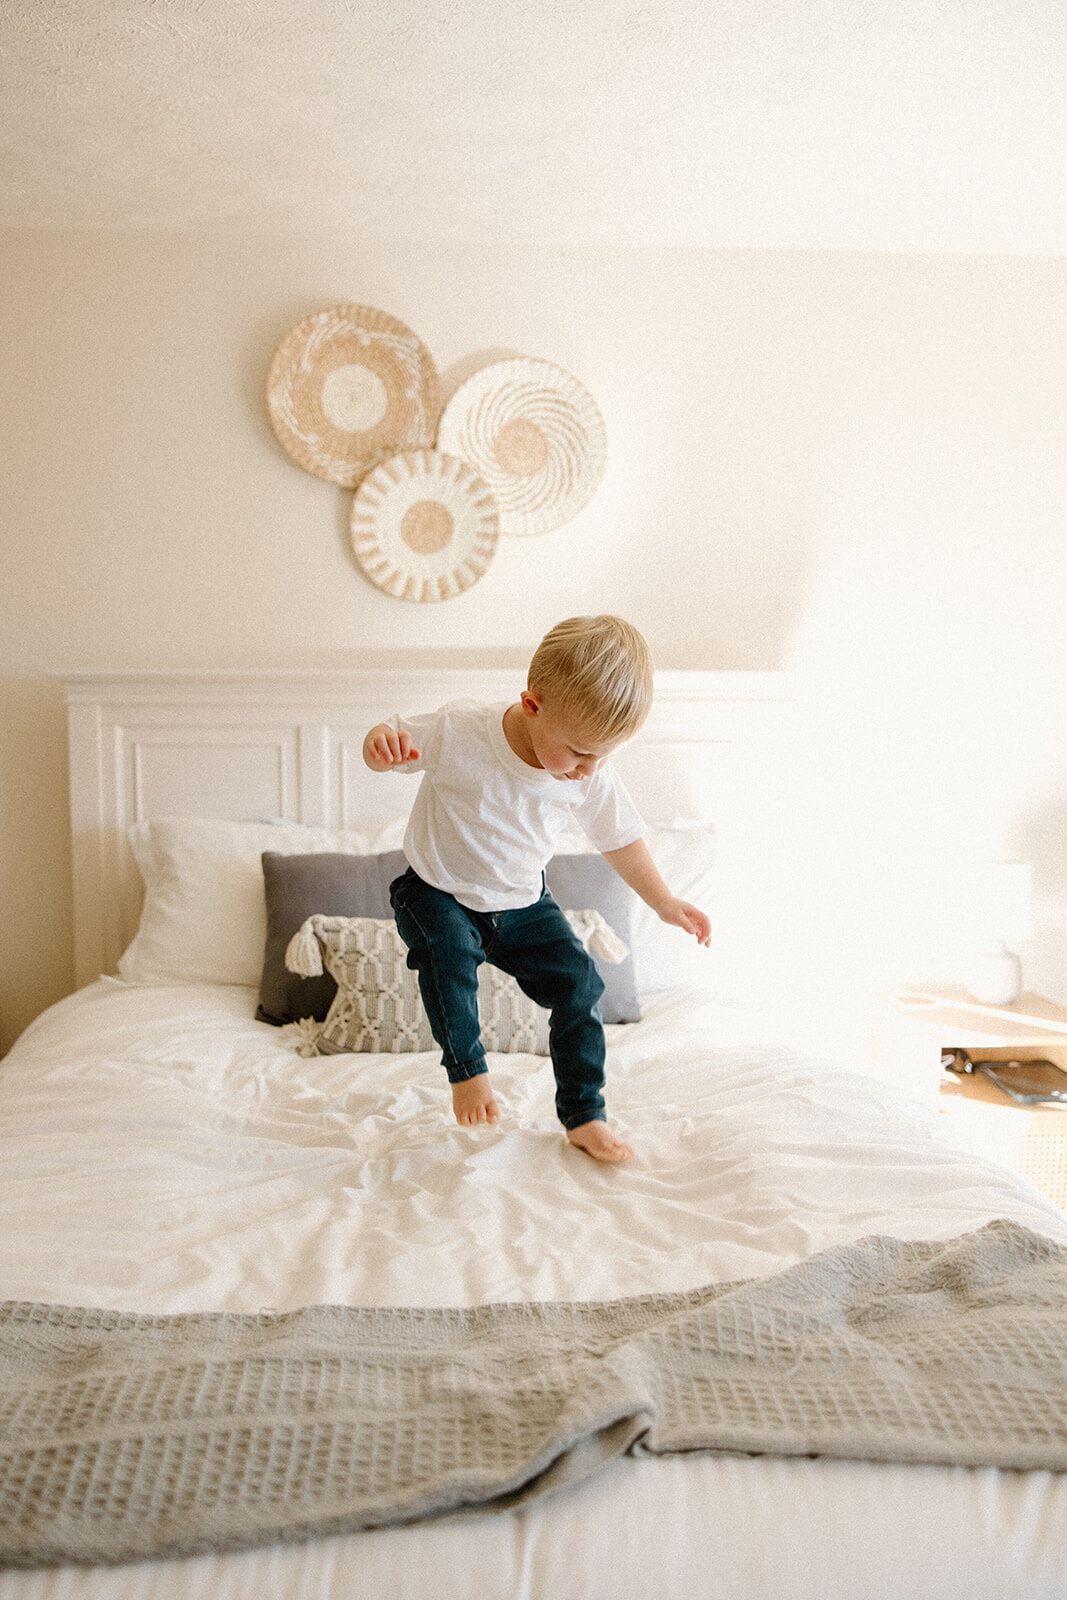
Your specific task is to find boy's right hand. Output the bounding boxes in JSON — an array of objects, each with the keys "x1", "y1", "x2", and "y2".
[{"x1": 363, "y1": 725, "x2": 420, "y2": 771}]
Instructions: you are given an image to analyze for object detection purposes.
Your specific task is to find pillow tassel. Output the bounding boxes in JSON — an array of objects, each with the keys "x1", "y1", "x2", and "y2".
[
  {"x1": 283, "y1": 1017, "x2": 325, "y2": 1057},
  {"x1": 285, "y1": 918, "x2": 324, "y2": 978},
  {"x1": 583, "y1": 911, "x2": 629, "y2": 965}
]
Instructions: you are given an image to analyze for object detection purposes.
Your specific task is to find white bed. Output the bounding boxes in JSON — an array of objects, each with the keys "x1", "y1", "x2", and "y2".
[{"x1": 3, "y1": 669, "x2": 1067, "y2": 1598}]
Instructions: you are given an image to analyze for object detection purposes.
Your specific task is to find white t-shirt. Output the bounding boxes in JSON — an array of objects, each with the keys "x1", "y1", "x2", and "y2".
[{"x1": 393, "y1": 700, "x2": 644, "y2": 912}]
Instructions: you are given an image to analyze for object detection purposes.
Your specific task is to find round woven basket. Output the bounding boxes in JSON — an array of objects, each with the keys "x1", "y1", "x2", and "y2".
[
  {"x1": 267, "y1": 305, "x2": 440, "y2": 487},
  {"x1": 436, "y1": 357, "x2": 606, "y2": 536},
  {"x1": 350, "y1": 450, "x2": 500, "y2": 603}
]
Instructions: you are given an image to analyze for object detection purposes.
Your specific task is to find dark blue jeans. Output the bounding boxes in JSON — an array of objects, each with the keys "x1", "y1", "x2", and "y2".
[{"x1": 389, "y1": 867, "x2": 607, "y2": 1129}]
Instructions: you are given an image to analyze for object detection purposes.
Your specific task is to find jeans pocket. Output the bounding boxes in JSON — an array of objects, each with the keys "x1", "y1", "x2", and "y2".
[{"x1": 388, "y1": 870, "x2": 411, "y2": 913}]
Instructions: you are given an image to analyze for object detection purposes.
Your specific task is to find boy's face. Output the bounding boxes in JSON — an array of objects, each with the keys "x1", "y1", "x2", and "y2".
[{"x1": 520, "y1": 692, "x2": 624, "y2": 781}]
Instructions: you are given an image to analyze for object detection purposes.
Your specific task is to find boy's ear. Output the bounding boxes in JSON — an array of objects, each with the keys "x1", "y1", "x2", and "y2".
[{"x1": 519, "y1": 690, "x2": 543, "y2": 719}]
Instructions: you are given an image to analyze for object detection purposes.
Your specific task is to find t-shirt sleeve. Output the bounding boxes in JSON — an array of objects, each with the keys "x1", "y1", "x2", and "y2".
[
  {"x1": 391, "y1": 707, "x2": 446, "y2": 773},
  {"x1": 573, "y1": 766, "x2": 645, "y2": 852}
]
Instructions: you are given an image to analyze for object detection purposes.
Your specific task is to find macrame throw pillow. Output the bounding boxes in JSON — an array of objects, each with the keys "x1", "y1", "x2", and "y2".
[{"x1": 284, "y1": 912, "x2": 628, "y2": 1056}]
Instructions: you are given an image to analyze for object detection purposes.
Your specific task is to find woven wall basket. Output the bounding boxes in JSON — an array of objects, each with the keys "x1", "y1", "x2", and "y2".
[
  {"x1": 350, "y1": 450, "x2": 500, "y2": 603},
  {"x1": 267, "y1": 305, "x2": 441, "y2": 487},
  {"x1": 436, "y1": 357, "x2": 607, "y2": 536}
]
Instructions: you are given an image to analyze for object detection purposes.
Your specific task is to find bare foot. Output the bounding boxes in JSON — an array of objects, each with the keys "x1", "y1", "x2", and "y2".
[
  {"x1": 566, "y1": 1121, "x2": 634, "y2": 1163},
  {"x1": 451, "y1": 1074, "x2": 500, "y2": 1127}
]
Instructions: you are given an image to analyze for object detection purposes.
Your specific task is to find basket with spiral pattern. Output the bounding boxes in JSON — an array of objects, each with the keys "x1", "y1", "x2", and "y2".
[{"x1": 437, "y1": 357, "x2": 606, "y2": 536}]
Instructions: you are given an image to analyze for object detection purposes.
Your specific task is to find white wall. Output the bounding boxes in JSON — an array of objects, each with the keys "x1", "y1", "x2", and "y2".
[{"x1": 1, "y1": 231, "x2": 1064, "y2": 1049}]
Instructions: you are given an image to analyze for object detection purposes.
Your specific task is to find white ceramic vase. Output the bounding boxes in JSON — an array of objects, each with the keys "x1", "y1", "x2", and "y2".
[{"x1": 967, "y1": 942, "x2": 1023, "y2": 1007}]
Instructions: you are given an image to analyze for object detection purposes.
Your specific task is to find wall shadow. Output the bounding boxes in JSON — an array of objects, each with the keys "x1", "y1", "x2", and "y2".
[{"x1": 0, "y1": 677, "x2": 74, "y2": 1052}]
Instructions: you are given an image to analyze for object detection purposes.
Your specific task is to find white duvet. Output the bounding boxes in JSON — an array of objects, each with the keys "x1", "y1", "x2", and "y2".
[{"x1": 3, "y1": 980, "x2": 1067, "y2": 1600}]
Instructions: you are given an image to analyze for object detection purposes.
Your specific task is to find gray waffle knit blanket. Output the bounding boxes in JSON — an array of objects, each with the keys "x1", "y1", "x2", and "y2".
[{"x1": 4, "y1": 1218, "x2": 1067, "y2": 1569}]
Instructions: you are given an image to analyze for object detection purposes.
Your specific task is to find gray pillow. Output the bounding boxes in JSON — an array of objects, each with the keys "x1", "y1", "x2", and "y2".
[
  {"x1": 257, "y1": 850, "x2": 640, "y2": 1027},
  {"x1": 256, "y1": 850, "x2": 407, "y2": 1025}
]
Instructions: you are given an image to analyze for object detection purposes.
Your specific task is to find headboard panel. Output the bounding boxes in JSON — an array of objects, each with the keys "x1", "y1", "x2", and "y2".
[{"x1": 63, "y1": 669, "x2": 794, "y2": 987}]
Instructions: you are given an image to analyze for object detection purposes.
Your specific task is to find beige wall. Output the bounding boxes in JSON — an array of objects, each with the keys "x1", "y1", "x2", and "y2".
[{"x1": 2, "y1": 232, "x2": 1065, "y2": 1049}]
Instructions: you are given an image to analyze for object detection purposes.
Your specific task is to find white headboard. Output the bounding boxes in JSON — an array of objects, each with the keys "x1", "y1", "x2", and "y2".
[{"x1": 63, "y1": 669, "x2": 794, "y2": 987}]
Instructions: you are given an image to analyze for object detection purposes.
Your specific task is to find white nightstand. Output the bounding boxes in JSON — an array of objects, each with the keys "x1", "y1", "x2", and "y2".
[{"x1": 873, "y1": 989, "x2": 1067, "y2": 1210}]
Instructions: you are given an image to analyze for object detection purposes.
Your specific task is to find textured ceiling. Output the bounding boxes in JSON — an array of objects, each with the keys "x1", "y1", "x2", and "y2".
[{"x1": 2, "y1": 0, "x2": 1064, "y2": 251}]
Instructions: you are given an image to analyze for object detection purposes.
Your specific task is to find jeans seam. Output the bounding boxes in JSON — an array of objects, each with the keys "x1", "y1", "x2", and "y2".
[{"x1": 446, "y1": 1057, "x2": 489, "y2": 1083}]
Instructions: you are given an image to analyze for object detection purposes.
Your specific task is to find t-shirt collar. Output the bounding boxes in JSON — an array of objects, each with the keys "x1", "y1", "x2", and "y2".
[{"x1": 487, "y1": 702, "x2": 561, "y2": 785}]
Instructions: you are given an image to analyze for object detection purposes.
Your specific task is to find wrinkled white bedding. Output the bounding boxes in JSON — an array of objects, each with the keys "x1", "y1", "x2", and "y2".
[{"x1": 3, "y1": 980, "x2": 1067, "y2": 1599}]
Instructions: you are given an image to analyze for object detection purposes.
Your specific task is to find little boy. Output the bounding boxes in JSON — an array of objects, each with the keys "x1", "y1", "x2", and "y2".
[{"x1": 362, "y1": 615, "x2": 711, "y2": 1163}]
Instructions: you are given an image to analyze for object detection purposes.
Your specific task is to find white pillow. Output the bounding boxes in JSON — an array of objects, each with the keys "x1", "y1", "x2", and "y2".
[
  {"x1": 117, "y1": 814, "x2": 719, "y2": 996},
  {"x1": 629, "y1": 826, "x2": 719, "y2": 992},
  {"x1": 118, "y1": 817, "x2": 406, "y2": 987}
]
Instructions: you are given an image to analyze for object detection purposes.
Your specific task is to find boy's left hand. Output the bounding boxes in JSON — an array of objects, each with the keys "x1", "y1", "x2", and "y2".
[{"x1": 658, "y1": 898, "x2": 712, "y2": 947}]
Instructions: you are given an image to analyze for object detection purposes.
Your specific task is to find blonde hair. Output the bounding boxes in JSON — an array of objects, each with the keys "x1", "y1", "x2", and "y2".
[{"x1": 528, "y1": 616, "x2": 654, "y2": 743}]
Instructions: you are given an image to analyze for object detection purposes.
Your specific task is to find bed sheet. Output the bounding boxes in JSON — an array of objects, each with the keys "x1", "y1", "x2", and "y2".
[{"x1": 3, "y1": 980, "x2": 1067, "y2": 1599}]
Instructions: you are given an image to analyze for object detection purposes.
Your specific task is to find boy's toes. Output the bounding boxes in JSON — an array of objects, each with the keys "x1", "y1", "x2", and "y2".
[{"x1": 451, "y1": 1077, "x2": 499, "y2": 1128}]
